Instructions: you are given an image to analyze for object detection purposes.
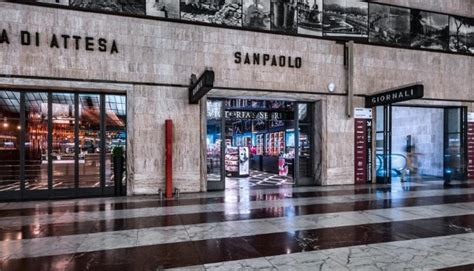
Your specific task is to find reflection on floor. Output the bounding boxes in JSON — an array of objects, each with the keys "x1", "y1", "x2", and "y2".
[
  {"x1": 0, "y1": 179, "x2": 474, "y2": 270},
  {"x1": 226, "y1": 170, "x2": 295, "y2": 189}
]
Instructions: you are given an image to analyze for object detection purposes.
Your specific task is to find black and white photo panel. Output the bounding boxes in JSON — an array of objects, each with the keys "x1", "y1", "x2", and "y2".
[
  {"x1": 323, "y1": 0, "x2": 368, "y2": 40},
  {"x1": 369, "y1": 3, "x2": 410, "y2": 47},
  {"x1": 180, "y1": 0, "x2": 242, "y2": 27},
  {"x1": 243, "y1": 0, "x2": 271, "y2": 30},
  {"x1": 270, "y1": 0, "x2": 297, "y2": 33},
  {"x1": 70, "y1": 0, "x2": 146, "y2": 15},
  {"x1": 410, "y1": 10, "x2": 449, "y2": 50},
  {"x1": 33, "y1": 0, "x2": 69, "y2": 5},
  {"x1": 449, "y1": 16, "x2": 474, "y2": 54},
  {"x1": 146, "y1": 0, "x2": 179, "y2": 18},
  {"x1": 297, "y1": 0, "x2": 323, "y2": 36}
]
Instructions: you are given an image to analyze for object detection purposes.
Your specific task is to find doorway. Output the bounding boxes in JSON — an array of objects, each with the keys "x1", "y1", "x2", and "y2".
[
  {"x1": 0, "y1": 90, "x2": 127, "y2": 200},
  {"x1": 375, "y1": 104, "x2": 467, "y2": 184},
  {"x1": 206, "y1": 98, "x2": 317, "y2": 190}
]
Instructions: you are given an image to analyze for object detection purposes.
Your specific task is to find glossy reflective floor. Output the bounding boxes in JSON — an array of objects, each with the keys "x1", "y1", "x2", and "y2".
[{"x1": 1, "y1": 180, "x2": 474, "y2": 270}]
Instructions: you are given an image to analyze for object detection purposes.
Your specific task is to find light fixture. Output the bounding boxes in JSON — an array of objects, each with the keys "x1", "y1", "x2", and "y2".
[
  {"x1": 2, "y1": 117, "x2": 8, "y2": 128},
  {"x1": 327, "y1": 82, "x2": 335, "y2": 93}
]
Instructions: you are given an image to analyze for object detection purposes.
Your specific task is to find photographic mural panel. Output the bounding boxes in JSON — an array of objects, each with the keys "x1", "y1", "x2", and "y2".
[
  {"x1": 243, "y1": 0, "x2": 271, "y2": 30},
  {"x1": 369, "y1": 3, "x2": 410, "y2": 47},
  {"x1": 297, "y1": 0, "x2": 323, "y2": 36},
  {"x1": 14, "y1": 0, "x2": 474, "y2": 56},
  {"x1": 33, "y1": 0, "x2": 69, "y2": 5},
  {"x1": 70, "y1": 0, "x2": 146, "y2": 15},
  {"x1": 270, "y1": 0, "x2": 298, "y2": 33},
  {"x1": 323, "y1": 0, "x2": 368, "y2": 40},
  {"x1": 180, "y1": 0, "x2": 243, "y2": 27},
  {"x1": 449, "y1": 16, "x2": 474, "y2": 54},
  {"x1": 146, "y1": 0, "x2": 179, "y2": 18},
  {"x1": 410, "y1": 10, "x2": 449, "y2": 51}
]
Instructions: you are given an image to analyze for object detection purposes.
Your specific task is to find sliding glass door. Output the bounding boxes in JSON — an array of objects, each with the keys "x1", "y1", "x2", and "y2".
[
  {"x1": 444, "y1": 107, "x2": 467, "y2": 181},
  {"x1": 0, "y1": 91, "x2": 21, "y2": 197},
  {"x1": 0, "y1": 89, "x2": 127, "y2": 201}
]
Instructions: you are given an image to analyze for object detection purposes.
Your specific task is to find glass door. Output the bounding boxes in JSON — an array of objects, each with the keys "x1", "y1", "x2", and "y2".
[
  {"x1": 50, "y1": 93, "x2": 76, "y2": 191},
  {"x1": 295, "y1": 102, "x2": 314, "y2": 185},
  {"x1": 444, "y1": 107, "x2": 467, "y2": 181},
  {"x1": 206, "y1": 99, "x2": 225, "y2": 191},
  {"x1": 0, "y1": 90, "x2": 127, "y2": 201},
  {"x1": 24, "y1": 92, "x2": 49, "y2": 196},
  {"x1": 78, "y1": 94, "x2": 101, "y2": 189},
  {"x1": 0, "y1": 91, "x2": 21, "y2": 200},
  {"x1": 375, "y1": 105, "x2": 392, "y2": 184}
]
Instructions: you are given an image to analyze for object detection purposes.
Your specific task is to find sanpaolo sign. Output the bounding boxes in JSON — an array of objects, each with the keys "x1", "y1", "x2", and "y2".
[
  {"x1": 365, "y1": 84, "x2": 424, "y2": 107},
  {"x1": 189, "y1": 69, "x2": 215, "y2": 104}
]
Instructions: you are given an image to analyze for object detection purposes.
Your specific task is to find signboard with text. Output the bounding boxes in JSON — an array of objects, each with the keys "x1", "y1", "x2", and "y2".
[
  {"x1": 467, "y1": 113, "x2": 474, "y2": 180},
  {"x1": 354, "y1": 108, "x2": 373, "y2": 184},
  {"x1": 189, "y1": 70, "x2": 215, "y2": 104},
  {"x1": 365, "y1": 84, "x2": 424, "y2": 107}
]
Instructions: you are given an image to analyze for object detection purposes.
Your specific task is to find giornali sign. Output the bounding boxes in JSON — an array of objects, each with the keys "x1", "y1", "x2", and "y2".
[
  {"x1": 365, "y1": 84, "x2": 424, "y2": 107},
  {"x1": 0, "y1": 29, "x2": 119, "y2": 54}
]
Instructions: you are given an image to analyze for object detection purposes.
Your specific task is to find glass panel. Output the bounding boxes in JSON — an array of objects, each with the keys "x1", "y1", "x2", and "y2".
[
  {"x1": 79, "y1": 94, "x2": 101, "y2": 188},
  {"x1": 447, "y1": 109, "x2": 460, "y2": 133},
  {"x1": 375, "y1": 106, "x2": 384, "y2": 132},
  {"x1": 51, "y1": 93, "x2": 75, "y2": 189},
  {"x1": 0, "y1": 91, "x2": 21, "y2": 192},
  {"x1": 298, "y1": 123, "x2": 312, "y2": 178},
  {"x1": 445, "y1": 108, "x2": 464, "y2": 181},
  {"x1": 207, "y1": 100, "x2": 222, "y2": 182},
  {"x1": 105, "y1": 95, "x2": 127, "y2": 187},
  {"x1": 297, "y1": 103, "x2": 313, "y2": 179},
  {"x1": 25, "y1": 92, "x2": 49, "y2": 190},
  {"x1": 446, "y1": 132, "x2": 463, "y2": 180}
]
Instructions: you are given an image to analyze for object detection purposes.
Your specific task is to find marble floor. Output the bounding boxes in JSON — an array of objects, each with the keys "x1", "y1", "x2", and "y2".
[{"x1": 0, "y1": 181, "x2": 474, "y2": 270}]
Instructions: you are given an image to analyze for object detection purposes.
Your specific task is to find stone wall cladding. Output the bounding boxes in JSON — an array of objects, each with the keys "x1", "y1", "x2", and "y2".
[
  {"x1": 369, "y1": 0, "x2": 473, "y2": 18},
  {"x1": 0, "y1": 2, "x2": 473, "y2": 192},
  {"x1": 127, "y1": 85, "x2": 201, "y2": 194},
  {"x1": 0, "y1": 2, "x2": 345, "y2": 95},
  {"x1": 354, "y1": 44, "x2": 473, "y2": 101}
]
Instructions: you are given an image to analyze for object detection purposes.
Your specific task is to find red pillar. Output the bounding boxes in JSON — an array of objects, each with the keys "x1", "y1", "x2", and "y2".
[{"x1": 165, "y1": 119, "x2": 173, "y2": 198}]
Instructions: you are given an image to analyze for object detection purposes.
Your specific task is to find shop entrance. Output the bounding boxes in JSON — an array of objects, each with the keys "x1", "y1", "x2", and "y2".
[
  {"x1": 375, "y1": 105, "x2": 467, "y2": 184},
  {"x1": 0, "y1": 90, "x2": 127, "y2": 201},
  {"x1": 206, "y1": 99, "x2": 316, "y2": 190}
]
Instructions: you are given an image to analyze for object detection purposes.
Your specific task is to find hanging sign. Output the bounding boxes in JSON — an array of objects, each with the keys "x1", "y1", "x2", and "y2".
[
  {"x1": 467, "y1": 113, "x2": 474, "y2": 180},
  {"x1": 354, "y1": 108, "x2": 372, "y2": 184},
  {"x1": 365, "y1": 84, "x2": 424, "y2": 107},
  {"x1": 189, "y1": 69, "x2": 215, "y2": 104}
]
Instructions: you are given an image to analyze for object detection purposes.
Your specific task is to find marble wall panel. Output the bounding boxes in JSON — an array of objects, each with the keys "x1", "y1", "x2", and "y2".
[
  {"x1": 127, "y1": 85, "x2": 201, "y2": 195},
  {"x1": 0, "y1": 2, "x2": 346, "y2": 95},
  {"x1": 353, "y1": 44, "x2": 473, "y2": 101}
]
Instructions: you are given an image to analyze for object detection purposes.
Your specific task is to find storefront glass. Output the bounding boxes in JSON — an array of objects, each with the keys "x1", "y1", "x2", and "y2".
[
  {"x1": 0, "y1": 91, "x2": 21, "y2": 192},
  {"x1": 206, "y1": 100, "x2": 223, "y2": 183},
  {"x1": 207, "y1": 98, "x2": 315, "y2": 189},
  {"x1": 298, "y1": 103, "x2": 313, "y2": 180},
  {"x1": 105, "y1": 95, "x2": 127, "y2": 187},
  {"x1": 79, "y1": 94, "x2": 101, "y2": 188},
  {"x1": 0, "y1": 89, "x2": 127, "y2": 200},
  {"x1": 25, "y1": 92, "x2": 49, "y2": 190},
  {"x1": 51, "y1": 93, "x2": 75, "y2": 189}
]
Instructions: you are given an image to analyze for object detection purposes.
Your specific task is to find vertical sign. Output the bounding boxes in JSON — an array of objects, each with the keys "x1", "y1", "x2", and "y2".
[
  {"x1": 467, "y1": 113, "x2": 474, "y2": 180},
  {"x1": 354, "y1": 108, "x2": 373, "y2": 184}
]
